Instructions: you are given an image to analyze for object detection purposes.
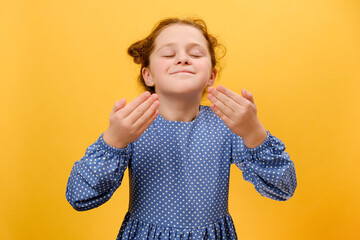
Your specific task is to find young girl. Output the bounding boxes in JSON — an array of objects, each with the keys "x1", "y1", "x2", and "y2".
[{"x1": 66, "y1": 18, "x2": 297, "y2": 240}]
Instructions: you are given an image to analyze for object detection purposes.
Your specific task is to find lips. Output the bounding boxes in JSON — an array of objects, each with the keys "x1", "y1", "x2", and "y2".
[{"x1": 170, "y1": 70, "x2": 195, "y2": 75}]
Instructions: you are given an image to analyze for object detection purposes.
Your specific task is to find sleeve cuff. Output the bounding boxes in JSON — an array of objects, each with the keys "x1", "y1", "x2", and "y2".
[
  {"x1": 244, "y1": 130, "x2": 271, "y2": 152},
  {"x1": 98, "y1": 133, "x2": 130, "y2": 156},
  {"x1": 245, "y1": 130, "x2": 286, "y2": 155}
]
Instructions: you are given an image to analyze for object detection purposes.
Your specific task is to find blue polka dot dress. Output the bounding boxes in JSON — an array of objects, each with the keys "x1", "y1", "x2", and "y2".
[{"x1": 66, "y1": 105, "x2": 297, "y2": 239}]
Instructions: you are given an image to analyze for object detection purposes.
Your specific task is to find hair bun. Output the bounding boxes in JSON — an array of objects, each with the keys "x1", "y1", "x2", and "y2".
[{"x1": 127, "y1": 41, "x2": 143, "y2": 64}]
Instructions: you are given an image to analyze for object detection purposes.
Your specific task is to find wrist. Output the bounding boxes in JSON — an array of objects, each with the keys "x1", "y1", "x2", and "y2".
[
  {"x1": 103, "y1": 130, "x2": 128, "y2": 149},
  {"x1": 242, "y1": 124, "x2": 267, "y2": 149}
]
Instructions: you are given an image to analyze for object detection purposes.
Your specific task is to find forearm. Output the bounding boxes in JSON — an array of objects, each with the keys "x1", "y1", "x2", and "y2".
[
  {"x1": 232, "y1": 131, "x2": 297, "y2": 200},
  {"x1": 65, "y1": 133, "x2": 130, "y2": 210},
  {"x1": 241, "y1": 122, "x2": 267, "y2": 148}
]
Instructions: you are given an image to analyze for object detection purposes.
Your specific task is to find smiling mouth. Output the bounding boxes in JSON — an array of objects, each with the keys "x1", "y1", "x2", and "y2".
[{"x1": 170, "y1": 71, "x2": 195, "y2": 74}]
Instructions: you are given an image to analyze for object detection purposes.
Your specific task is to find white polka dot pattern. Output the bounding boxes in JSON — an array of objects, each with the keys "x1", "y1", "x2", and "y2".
[{"x1": 66, "y1": 105, "x2": 297, "y2": 239}]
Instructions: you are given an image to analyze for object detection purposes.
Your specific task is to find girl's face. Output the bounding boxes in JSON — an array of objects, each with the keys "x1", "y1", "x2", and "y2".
[{"x1": 142, "y1": 24, "x2": 216, "y2": 98}]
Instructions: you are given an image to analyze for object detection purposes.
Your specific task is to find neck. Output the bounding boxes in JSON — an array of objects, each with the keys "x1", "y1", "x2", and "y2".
[{"x1": 157, "y1": 94, "x2": 202, "y2": 122}]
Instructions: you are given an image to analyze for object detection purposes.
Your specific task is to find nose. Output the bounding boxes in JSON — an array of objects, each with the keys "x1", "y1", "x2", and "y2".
[{"x1": 176, "y1": 52, "x2": 191, "y2": 65}]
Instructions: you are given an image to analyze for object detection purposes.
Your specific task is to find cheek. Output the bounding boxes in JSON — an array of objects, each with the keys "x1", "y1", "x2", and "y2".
[
  {"x1": 198, "y1": 61, "x2": 213, "y2": 74},
  {"x1": 151, "y1": 59, "x2": 171, "y2": 74}
]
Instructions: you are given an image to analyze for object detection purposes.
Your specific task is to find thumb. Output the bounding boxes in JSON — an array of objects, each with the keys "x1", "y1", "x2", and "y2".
[
  {"x1": 111, "y1": 98, "x2": 126, "y2": 114},
  {"x1": 241, "y1": 89, "x2": 255, "y2": 104}
]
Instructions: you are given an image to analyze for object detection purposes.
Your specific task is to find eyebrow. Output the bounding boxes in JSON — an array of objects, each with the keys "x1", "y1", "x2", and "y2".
[{"x1": 156, "y1": 43, "x2": 207, "y2": 53}]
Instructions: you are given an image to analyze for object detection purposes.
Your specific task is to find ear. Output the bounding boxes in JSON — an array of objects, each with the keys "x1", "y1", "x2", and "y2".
[
  {"x1": 207, "y1": 69, "x2": 217, "y2": 87},
  {"x1": 142, "y1": 67, "x2": 155, "y2": 87}
]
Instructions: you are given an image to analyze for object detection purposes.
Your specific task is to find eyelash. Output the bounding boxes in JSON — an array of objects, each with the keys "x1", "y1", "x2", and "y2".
[{"x1": 162, "y1": 54, "x2": 202, "y2": 58}]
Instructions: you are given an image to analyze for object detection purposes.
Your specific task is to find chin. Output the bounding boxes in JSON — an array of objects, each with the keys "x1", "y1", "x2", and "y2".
[{"x1": 167, "y1": 88, "x2": 205, "y2": 97}]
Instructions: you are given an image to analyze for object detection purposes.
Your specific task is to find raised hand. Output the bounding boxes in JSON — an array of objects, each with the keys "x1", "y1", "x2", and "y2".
[
  {"x1": 207, "y1": 85, "x2": 267, "y2": 148},
  {"x1": 103, "y1": 91, "x2": 160, "y2": 148}
]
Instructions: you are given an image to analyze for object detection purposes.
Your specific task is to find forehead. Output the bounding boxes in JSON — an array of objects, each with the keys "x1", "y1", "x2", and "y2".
[{"x1": 154, "y1": 24, "x2": 208, "y2": 49}]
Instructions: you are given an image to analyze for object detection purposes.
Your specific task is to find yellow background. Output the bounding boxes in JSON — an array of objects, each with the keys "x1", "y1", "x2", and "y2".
[{"x1": 1, "y1": 0, "x2": 359, "y2": 239}]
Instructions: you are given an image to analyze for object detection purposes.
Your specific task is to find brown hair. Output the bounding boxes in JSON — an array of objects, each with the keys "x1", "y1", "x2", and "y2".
[{"x1": 127, "y1": 18, "x2": 226, "y2": 93}]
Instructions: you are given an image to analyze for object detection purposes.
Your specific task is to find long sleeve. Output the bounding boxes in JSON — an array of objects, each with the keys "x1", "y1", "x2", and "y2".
[
  {"x1": 65, "y1": 133, "x2": 131, "y2": 211},
  {"x1": 231, "y1": 131, "x2": 297, "y2": 201}
]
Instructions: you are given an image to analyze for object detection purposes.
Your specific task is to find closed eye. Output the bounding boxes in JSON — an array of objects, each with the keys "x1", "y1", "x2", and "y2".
[
  {"x1": 190, "y1": 54, "x2": 202, "y2": 58},
  {"x1": 189, "y1": 49, "x2": 204, "y2": 58}
]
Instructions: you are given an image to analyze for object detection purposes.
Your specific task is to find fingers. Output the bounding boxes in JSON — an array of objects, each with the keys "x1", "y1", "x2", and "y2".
[
  {"x1": 208, "y1": 85, "x2": 255, "y2": 107},
  {"x1": 209, "y1": 86, "x2": 237, "y2": 109},
  {"x1": 241, "y1": 89, "x2": 255, "y2": 104},
  {"x1": 135, "y1": 107, "x2": 159, "y2": 134},
  {"x1": 207, "y1": 87, "x2": 234, "y2": 119},
  {"x1": 111, "y1": 92, "x2": 159, "y2": 134},
  {"x1": 209, "y1": 102, "x2": 235, "y2": 127},
  {"x1": 127, "y1": 94, "x2": 159, "y2": 123},
  {"x1": 120, "y1": 91, "x2": 152, "y2": 117},
  {"x1": 207, "y1": 85, "x2": 257, "y2": 122},
  {"x1": 111, "y1": 98, "x2": 126, "y2": 115},
  {"x1": 215, "y1": 85, "x2": 249, "y2": 105}
]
